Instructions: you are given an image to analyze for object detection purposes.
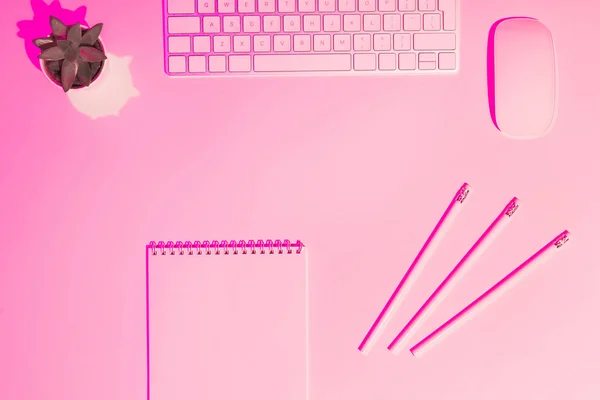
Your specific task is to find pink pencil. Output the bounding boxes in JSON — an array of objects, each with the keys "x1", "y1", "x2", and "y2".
[
  {"x1": 410, "y1": 230, "x2": 571, "y2": 357},
  {"x1": 358, "y1": 183, "x2": 472, "y2": 355},
  {"x1": 388, "y1": 197, "x2": 521, "y2": 355}
]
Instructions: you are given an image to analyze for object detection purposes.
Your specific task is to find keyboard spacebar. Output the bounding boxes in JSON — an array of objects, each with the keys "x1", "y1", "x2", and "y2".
[{"x1": 254, "y1": 54, "x2": 352, "y2": 72}]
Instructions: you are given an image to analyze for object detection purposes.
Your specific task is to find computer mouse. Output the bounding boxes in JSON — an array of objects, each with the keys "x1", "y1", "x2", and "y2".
[{"x1": 488, "y1": 17, "x2": 557, "y2": 139}]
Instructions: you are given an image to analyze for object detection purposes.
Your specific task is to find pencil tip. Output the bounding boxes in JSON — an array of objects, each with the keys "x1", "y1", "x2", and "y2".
[
  {"x1": 504, "y1": 197, "x2": 520, "y2": 217},
  {"x1": 553, "y1": 231, "x2": 571, "y2": 248},
  {"x1": 456, "y1": 183, "x2": 471, "y2": 203}
]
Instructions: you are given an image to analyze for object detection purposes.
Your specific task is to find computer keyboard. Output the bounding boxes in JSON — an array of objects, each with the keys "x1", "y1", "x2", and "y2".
[{"x1": 162, "y1": 0, "x2": 459, "y2": 76}]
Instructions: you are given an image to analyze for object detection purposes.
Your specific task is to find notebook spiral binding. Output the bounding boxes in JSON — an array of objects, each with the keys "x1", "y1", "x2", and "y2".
[{"x1": 148, "y1": 240, "x2": 304, "y2": 256}]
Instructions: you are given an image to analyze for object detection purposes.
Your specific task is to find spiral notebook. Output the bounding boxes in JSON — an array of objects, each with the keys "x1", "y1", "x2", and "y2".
[{"x1": 146, "y1": 240, "x2": 309, "y2": 400}]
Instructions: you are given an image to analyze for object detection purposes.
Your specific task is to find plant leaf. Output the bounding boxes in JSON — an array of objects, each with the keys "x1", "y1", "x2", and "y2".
[
  {"x1": 57, "y1": 40, "x2": 70, "y2": 52},
  {"x1": 81, "y1": 23, "x2": 103, "y2": 46},
  {"x1": 61, "y1": 59, "x2": 78, "y2": 92},
  {"x1": 90, "y1": 62, "x2": 102, "y2": 78},
  {"x1": 79, "y1": 46, "x2": 107, "y2": 63},
  {"x1": 67, "y1": 22, "x2": 82, "y2": 46},
  {"x1": 39, "y1": 46, "x2": 66, "y2": 61},
  {"x1": 77, "y1": 62, "x2": 93, "y2": 86},
  {"x1": 50, "y1": 16, "x2": 68, "y2": 37},
  {"x1": 33, "y1": 37, "x2": 55, "y2": 48}
]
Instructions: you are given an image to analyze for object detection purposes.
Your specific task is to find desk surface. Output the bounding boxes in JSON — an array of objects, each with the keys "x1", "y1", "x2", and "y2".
[{"x1": 1, "y1": 0, "x2": 599, "y2": 399}]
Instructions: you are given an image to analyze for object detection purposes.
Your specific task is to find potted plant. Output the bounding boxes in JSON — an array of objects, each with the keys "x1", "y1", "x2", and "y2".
[{"x1": 33, "y1": 16, "x2": 107, "y2": 92}]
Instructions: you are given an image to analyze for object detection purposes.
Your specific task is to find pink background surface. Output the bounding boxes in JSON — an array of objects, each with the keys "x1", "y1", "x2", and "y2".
[{"x1": 1, "y1": 0, "x2": 599, "y2": 399}]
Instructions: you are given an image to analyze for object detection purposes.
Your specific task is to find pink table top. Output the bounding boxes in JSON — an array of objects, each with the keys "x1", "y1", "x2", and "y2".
[{"x1": 1, "y1": 0, "x2": 599, "y2": 399}]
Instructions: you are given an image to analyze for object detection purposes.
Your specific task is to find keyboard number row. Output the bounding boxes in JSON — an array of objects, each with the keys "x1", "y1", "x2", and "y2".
[
  {"x1": 168, "y1": 13, "x2": 444, "y2": 34},
  {"x1": 168, "y1": 0, "x2": 454, "y2": 15},
  {"x1": 168, "y1": 33, "x2": 455, "y2": 53}
]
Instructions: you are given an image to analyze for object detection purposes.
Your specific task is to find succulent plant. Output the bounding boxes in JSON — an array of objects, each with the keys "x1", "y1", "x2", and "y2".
[{"x1": 33, "y1": 16, "x2": 107, "y2": 92}]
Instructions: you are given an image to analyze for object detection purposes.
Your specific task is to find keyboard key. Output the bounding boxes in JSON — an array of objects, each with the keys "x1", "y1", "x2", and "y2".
[
  {"x1": 353, "y1": 34, "x2": 371, "y2": 51},
  {"x1": 294, "y1": 35, "x2": 311, "y2": 51},
  {"x1": 229, "y1": 55, "x2": 252, "y2": 72},
  {"x1": 233, "y1": 35, "x2": 251, "y2": 52},
  {"x1": 203, "y1": 16, "x2": 220, "y2": 33},
  {"x1": 438, "y1": 52, "x2": 456, "y2": 69},
  {"x1": 398, "y1": 0, "x2": 416, "y2": 11},
  {"x1": 314, "y1": 34, "x2": 332, "y2": 51},
  {"x1": 217, "y1": 0, "x2": 235, "y2": 13},
  {"x1": 379, "y1": 53, "x2": 396, "y2": 70},
  {"x1": 324, "y1": 15, "x2": 341, "y2": 32},
  {"x1": 304, "y1": 15, "x2": 321, "y2": 32},
  {"x1": 264, "y1": 16, "x2": 281, "y2": 32},
  {"x1": 374, "y1": 33, "x2": 391, "y2": 51},
  {"x1": 418, "y1": 52, "x2": 435, "y2": 61},
  {"x1": 197, "y1": 0, "x2": 216, "y2": 13},
  {"x1": 343, "y1": 15, "x2": 361, "y2": 32},
  {"x1": 168, "y1": 55, "x2": 187, "y2": 72},
  {"x1": 274, "y1": 35, "x2": 292, "y2": 51},
  {"x1": 403, "y1": 14, "x2": 421, "y2": 31},
  {"x1": 243, "y1": 16, "x2": 261, "y2": 32},
  {"x1": 398, "y1": 53, "x2": 416, "y2": 70},
  {"x1": 364, "y1": 15, "x2": 381, "y2": 31},
  {"x1": 438, "y1": 0, "x2": 456, "y2": 30},
  {"x1": 358, "y1": 0, "x2": 376, "y2": 11},
  {"x1": 259, "y1": 0, "x2": 277, "y2": 12},
  {"x1": 254, "y1": 54, "x2": 352, "y2": 72},
  {"x1": 224, "y1": 16, "x2": 241, "y2": 33},
  {"x1": 284, "y1": 15, "x2": 301, "y2": 32},
  {"x1": 299, "y1": 0, "x2": 316, "y2": 12},
  {"x1": 418, "y1": 0, "x2": 435, "y2": 11},
  {"x1": 213, "y1": 36, "x2": 232, "y2": 52},
  {"x1": 208, "y1": 55, "x2": 227, "y2": 72},
  {"x1": 339, "y1": 0, "x2": 356, "y2": 11},
  {"x1": 393, "y1": 33, "x2": 410, "y2": 50},
  {"x1": 383, "y1": 14, "x2": 401, "y2": 31},
  {"x1": 319, "y1": 0, "x2": 336, "y2": 12},
  {"x1": 169, "y1": 36, "x2": 191, "y2": 53},
  {"x1": 419, "y1": 54, "x2": 436, "y2": 70},
  {"x1": 193, "y1": 36, "x2": 211, "y2": 52},
  {"x1": 333, "y1": 34, "x2": 351, "y2": 51},
  {"x1": 254, "y1": 35, "x2": 271, "y2": 52},
  {"x1": 168, "y1": 17, "x2": 201, "y2": 34},
  {"x1": 167, "y1": 0, "x2": 195, "y2": 14},
  {"x1": 378, "y1": 0, "x2": 395, "y2": 11},
  {"x1": 413, "y1": 33, "x2": 455, "y2": 50},
  {"x1": 278, "y1": 0, "x2": 296, "y2": 12},
  {"x1": 354, "y1": 53, "x2": 376, "y2": 71},
  {"x1": 424, "y1": 13, "x2": 441, "y2": 31},
  {"x1": 238, "y1": 0, "x2": 256, "y2": 12},
  {"x1": 258, "y1": 0, "x2": 276, "y2": 12},
  {"x1": 188, "y1": 55, "x2": 206, "y2": 72}
]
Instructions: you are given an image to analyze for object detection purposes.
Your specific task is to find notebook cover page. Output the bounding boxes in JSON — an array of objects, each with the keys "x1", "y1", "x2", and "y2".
[{"x1": 147, "y1": 243, "x2": 308, "y2": 400}]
